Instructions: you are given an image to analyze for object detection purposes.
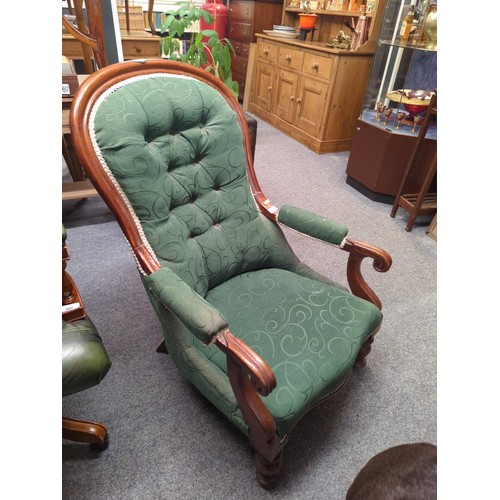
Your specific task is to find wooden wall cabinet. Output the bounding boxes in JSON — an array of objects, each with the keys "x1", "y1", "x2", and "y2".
[
  {"x1": 227, "y1": 0, "x2": 283, "y2": 100},
  {"x1": 346, "y1": 118, "x2": 436, "y2": 202},
  {"x1": 247, "y1": 0, "x2": 387, "y2": 153}
]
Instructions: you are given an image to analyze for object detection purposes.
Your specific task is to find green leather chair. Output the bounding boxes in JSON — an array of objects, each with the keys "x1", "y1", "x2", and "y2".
[
  {"x1": 62, "y1": 227, "x2": 112, "y2": 450},
  {"x1": 69, "y1": 60, "x2": 392, "y2": 487}
]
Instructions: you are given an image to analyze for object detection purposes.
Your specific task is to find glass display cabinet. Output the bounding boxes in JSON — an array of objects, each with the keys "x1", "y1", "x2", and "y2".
[{"x1": 345, "y1": 0, "x2": 437, "y2": 202}]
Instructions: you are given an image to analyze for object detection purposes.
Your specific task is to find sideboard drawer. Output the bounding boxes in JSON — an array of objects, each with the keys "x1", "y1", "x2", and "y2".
[
  {"x1": 302, "y1": 52, "x2": 333, "y2": 79},
  {"x1": 278, "y1": 46, "x2": 304, "y2": 71},
  {"x1": 256, "y1": 40, "x2": 278, "y2": 63}
]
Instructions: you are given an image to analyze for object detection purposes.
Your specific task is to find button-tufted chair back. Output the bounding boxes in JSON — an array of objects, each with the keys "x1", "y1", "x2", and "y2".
[{"x1": 89, "y1": 68, "x2": 298, "y2": 296}]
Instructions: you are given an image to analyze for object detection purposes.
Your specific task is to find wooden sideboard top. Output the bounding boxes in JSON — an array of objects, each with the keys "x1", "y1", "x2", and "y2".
[{"x1": 255, "y1": 33, "x2": 376, "y2": 56}]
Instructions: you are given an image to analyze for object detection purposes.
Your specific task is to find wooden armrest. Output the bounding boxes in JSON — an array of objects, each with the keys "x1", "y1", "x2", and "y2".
[
  {"x1": 215, "y1": 329, "x2": 281, "y2": 460},
  {"x1": 342, "y1": 238, "x2": 392, "y2": 310},
  {"x1": 215, "y1": 328, "x2": 276, "y2": 397}
]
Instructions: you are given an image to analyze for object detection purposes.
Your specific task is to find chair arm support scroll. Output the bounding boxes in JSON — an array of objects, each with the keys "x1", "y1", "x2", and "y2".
[
  {"x1": 275, "y1": 205, "x2": 392, "y2": 310},
  {"x1": 145, "y1": 266, "x2": 228, "y2": 344},
  {"x1": 215, "y1": 329, "x2": 282, "y2": 462},
  {"x1": 276, "y1": 205, "x2": 348, "y2": 246},
  {"x1": 215, "y1": 329, "x2": 276, "y2": 397},
  {"x1": 342, "y1": 238, "x2": 392, "y2": 310}
]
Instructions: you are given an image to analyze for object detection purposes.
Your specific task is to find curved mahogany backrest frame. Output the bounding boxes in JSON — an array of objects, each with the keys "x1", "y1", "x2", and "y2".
[{"x1": 70, "y1": 59, "x2": 273, "y2": 275}]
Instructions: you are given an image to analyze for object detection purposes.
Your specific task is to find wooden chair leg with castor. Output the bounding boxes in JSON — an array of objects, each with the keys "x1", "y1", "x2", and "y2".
[{"x1": 63, "y1": 416, "x2": 109, "y2": 451}]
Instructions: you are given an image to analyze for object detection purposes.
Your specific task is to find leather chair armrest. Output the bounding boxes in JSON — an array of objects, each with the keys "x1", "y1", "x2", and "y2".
[
  {"x1": 62, "y1": 317, "x2": 112, "y2": 397},
  {"x1": 276, "y1": 204, "x2": 348, "y2": 246}
]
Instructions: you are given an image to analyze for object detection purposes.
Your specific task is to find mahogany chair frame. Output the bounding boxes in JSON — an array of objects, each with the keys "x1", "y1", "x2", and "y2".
[{"x1": 70, "y1": 59, "x2": 391, "y2": 486}]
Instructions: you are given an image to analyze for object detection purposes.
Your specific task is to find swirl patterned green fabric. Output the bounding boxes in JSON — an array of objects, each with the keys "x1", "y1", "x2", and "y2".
[
  {"x1": 91, "y1": 73, "x2": 381, "y2": 441},
  {"x1": 201, "y1": 268, "x2": 380, "y2": 437},
  {"x1": 277, "y1": 205, "x2": 348, "y2": 246}
]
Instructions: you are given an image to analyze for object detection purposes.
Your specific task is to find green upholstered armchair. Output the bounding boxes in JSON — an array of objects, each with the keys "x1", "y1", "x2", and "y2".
[
  {"x1": 62, "y1": 226, "x2": 112, "y2": 450},
  {"x1": 69, "y1": 60, "x2": 392, "y2": 487}
]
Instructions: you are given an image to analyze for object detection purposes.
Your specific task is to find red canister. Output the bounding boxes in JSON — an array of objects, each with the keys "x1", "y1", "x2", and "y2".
[{"x1": 199, "y1": 0, "x2": 228, "y2": 39}]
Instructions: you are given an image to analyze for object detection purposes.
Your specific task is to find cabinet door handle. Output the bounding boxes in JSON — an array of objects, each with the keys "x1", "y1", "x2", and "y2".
[
  {"x1": 296, "y1": 97, "x2": 302, "y2": 104},
  {"x1": 356, "y1": 127, "x2": 361, "y2": 131},
  {"x1": 245, "y1": 8, "x2": 250, "y2": 14},
  {"x1": 264, "y1": 48, "x2": 269, "y2": 55},
  {"x1": 285, "y1": 54, "x2": 291, "y2": 61},
  {"x1": 312, "y1": 62, "x2": 319, "y2": 69},
  {"x1": 290, "y1": 96, "x2": 295, "y2": 101},
  {"x1": 268, "y1": 86, "x2": 272, "y2": 91},
  {"x1": 229, "y1": 8, "x2": 234, "y2": 12}
]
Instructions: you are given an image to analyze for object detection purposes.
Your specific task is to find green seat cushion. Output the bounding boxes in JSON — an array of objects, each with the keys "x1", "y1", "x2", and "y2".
[{"x1": 198, "y1": 268, "x2": 381, "y2": 438}]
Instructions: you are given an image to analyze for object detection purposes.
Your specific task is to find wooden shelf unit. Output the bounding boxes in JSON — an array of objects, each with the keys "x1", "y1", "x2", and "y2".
[{"x1": 247, "y1": 0, "x2": 387, "y2": 153}]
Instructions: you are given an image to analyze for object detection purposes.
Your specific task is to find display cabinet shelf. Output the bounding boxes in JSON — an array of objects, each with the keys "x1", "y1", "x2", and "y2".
[
  {"x1": 379, "y1": 39, "x2": 436, "y2": 51},
  {"x1": 284, "y1": 7, "x2": 373, "y2": 16},
  {"x1": 345, "y1": 0, "x2": 437, "y2": 201}
]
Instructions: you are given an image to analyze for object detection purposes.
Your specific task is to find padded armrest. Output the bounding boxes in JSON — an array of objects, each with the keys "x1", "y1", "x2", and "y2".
[
  {"x1": 145, "y1": 266, "x2": 228, "y2": 344},
  {"x1": 277, "y1": 204, "x2": 348, "y2": 246}
]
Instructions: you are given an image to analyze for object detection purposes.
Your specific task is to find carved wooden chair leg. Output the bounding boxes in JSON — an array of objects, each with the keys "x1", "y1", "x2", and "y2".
[
  {"x1": 255, "y1": 449, "x2": 284, "y2": 489},
  {"x1": 62, "y1": 416, "x2": 109, "y2": 451},
  {"x1": 217, "y1": 331, "x2": 286, "y2": 488},
  {"x1": 354, "y1": 333, "x2": 376, "y2": 368}
]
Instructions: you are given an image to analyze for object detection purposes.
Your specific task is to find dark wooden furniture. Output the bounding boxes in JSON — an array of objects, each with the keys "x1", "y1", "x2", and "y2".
[
  {"x1": 62, "y1": 1, "x2": 106, "y2": 200},
  {"x1": 227, "y1": 0, "x2": 283, "y2": 101},
  {"x1": 62, "y1": 228, "x2": 85, "y2": 322},
  {"x1": 345, "y1": 115, "x2": 437, "y2": 203},
  {"x1": 69, "y1": 59, "x2": 392, "y2": 487},
  {"x1": 390, "y1": 93, "x2": 437, "y2": 231},
  {"x1": 63, "y1": 74, "x2": 100, "y2": 201}
]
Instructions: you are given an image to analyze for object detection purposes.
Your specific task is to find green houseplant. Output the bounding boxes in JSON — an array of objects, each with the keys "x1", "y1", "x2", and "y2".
[{"x1": 159, "y1": 1, "x2": 239, "y2": 99}]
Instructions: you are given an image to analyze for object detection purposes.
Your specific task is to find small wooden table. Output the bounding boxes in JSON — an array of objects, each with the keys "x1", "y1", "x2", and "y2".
[{"x1": 62, "y1": 31, "x2": 161, "y2": 62}]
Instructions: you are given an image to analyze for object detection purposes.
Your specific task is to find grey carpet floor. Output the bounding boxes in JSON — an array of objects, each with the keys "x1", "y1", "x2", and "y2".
[{"x1": 62, "y1": 115, "x2": 436, "y2": 500}]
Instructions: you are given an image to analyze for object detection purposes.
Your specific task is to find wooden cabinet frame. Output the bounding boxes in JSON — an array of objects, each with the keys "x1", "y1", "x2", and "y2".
[
  {"x1": 250, "y1": 36, "x2": 372, "y2": 153},
  {"x1": 247, "y1": 0, "x2": 387, "y2": 153}
]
